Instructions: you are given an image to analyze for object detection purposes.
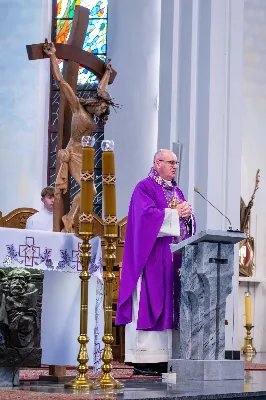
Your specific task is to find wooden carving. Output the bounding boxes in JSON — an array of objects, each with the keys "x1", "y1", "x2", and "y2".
[
  {"x1": 0, "y1": 208, "x2": 37, "y2": 230},
  {"x1": 239, "y1": 169, "x2": 260, "y2": 277},
  {"x1": 26, "y1": 6, "x2": 117, "y2": 234}
]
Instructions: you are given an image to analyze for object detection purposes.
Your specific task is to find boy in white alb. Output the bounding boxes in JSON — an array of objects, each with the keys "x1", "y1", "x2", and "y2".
[{"x1": 26, "y1": 187, "x2": 54, "y2": 232}]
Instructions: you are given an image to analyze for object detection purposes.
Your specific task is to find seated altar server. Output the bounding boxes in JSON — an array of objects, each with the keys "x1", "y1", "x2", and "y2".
[
  {"x1": 26, "y1": 186, "x2": 54, "y2": 232},
  {"x1": 116, "y1": 149, "x2": 196, "y2": 376}
]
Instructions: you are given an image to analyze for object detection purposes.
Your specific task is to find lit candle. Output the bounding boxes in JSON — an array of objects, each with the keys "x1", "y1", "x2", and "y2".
[
  {"x1": 101, "y1": 140, "x2": 117, "y2": 236},
  {"x1": 245, "y1": 291, "x2": 252, "y2": 326},
  {"x1": 79, "y1": 136, "x2": 95, "y2": 234}
]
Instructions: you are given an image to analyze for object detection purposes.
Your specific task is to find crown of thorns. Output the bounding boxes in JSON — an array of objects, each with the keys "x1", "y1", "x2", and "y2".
[{"x1": 79, "y1": 88, "x2": 121, "y2": 112}]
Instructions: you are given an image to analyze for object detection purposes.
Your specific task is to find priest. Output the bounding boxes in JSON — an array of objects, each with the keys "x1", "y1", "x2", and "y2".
[
  {"x1": 26, "y1": 186, "x2": 54, "y2": 231},
  {"x1": 116, "y1": 149, "x2": 196, "y2": 376}
]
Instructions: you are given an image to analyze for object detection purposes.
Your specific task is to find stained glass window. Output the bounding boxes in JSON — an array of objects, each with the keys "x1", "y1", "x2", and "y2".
[
  {"x1": 48, "y1": 0, "x2": 108, "y2": 217},
  {"x1": 56, "y1": 0, "x2": 107, "y2": 19},
  {"x1": 56, "y1": 0, "x2": 108, "y2": 86}
]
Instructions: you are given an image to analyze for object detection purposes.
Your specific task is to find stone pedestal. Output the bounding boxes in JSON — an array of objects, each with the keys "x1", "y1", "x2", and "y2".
[
  {"x1": 0, "y1": 367, "x2": 20, "y2": 387},
  {"x1": 169, "y1": 359, "x2": 244, "y2": 381},
  {"x1": 0, "y1": 268, "x2": 43, "y2": 388},
  {"x1": 169, "y1": 230, "x2": 245, "y2": 381}
]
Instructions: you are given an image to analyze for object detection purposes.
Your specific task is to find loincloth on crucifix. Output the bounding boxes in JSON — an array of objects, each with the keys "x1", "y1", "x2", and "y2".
[
  {"x1": 55, "y1": 140, "x2": 82, "y2": 196},
  {"x1": 54, "y1": 140, "x2": 82, "y2": 233}
]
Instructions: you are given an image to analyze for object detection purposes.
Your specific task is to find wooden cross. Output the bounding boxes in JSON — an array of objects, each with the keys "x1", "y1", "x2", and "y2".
[{"x1": 26, "y1": 5, "x2": 117, "y2": 232}]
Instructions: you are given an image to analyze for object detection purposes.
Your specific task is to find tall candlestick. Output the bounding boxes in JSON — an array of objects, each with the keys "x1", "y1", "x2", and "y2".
[
  {"x1": 245, "y1": 291, "x2": 252, "y2": 325},
  {"x1": 102, "y1": 140, "x2": 117, "y2": 236},
  {"x1": 65, "y1": 135, "x2": 95, "y2": 390},
  {"x1": 79, "y1": 136, "x2": 95, "y2": 234},
  {"x1": 93, "y1": 140, "x2": 123, "y2": 389}
]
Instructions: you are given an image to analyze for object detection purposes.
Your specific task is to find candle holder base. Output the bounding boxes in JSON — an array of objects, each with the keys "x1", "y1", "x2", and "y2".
[
  {"x1": 91, "y1": 234, "x2": 124, "y2": 390},
  {"x1": 241, "y1": 324, "x2": 256, "y2": 354},
  {"x1": 243, "y1": 353, "x2": 255, "y2": 362},
  {"x1": 65, "y1": 375, "x2": 94, "y2": 390},
  {"x1": 92, "y1": 374, "x2": 124, "y2": 390}
]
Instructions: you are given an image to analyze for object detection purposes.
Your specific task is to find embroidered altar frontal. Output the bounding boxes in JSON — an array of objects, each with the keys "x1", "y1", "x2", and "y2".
[{"x1": 0, "y1": 227, "x2": 102, "y2": 278}]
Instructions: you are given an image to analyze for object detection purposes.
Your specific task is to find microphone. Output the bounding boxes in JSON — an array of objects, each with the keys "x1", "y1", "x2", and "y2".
[{"x1": 194, "y1": 186, "x2": 233, "y2": 231}]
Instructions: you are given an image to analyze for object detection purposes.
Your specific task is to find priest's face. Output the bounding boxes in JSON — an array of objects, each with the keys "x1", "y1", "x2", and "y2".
[
  {"x1": 154, "y1": 150, "x2": 178, "y2": 181},
  {"x1": 42, "y1": 194, "x2": 54, "y2": 212}
]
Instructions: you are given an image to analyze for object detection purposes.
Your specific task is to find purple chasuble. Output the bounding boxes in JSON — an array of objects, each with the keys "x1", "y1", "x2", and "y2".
[{"x1": 115, "y1": 168, "x2": 196, "y2": 331}]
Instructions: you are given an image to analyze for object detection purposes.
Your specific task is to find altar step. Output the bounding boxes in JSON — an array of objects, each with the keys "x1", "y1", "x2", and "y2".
[{"x1": 1, "y1": 373, "x2": 266, "y2": 400}]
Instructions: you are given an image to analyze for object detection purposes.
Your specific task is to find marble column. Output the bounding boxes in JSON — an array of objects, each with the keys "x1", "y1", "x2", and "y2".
[
  {"x1": 157, "y1": 0, "x2": 179, "y2": 151},
  {"x1": 105, "y1": 0, "x2": 161, "y2": 220},
  {"x1": 238, "y1": 0, "x2": 266, "y2": 352},
  {"x1": 169, "y1": 0, "x2": 244, "y2": 352},
  {"x1": 0, "y1": 0, "x2": 52, "y2": 214}
]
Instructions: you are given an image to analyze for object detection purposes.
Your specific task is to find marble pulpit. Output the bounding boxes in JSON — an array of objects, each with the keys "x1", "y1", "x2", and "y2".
[{"x1": 169, "y1": 230, "x2": 246, "y2": 381}]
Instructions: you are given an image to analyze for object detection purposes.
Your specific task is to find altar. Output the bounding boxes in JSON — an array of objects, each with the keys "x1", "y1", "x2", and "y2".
[{"x1": 0, "y1": 227, "x2": 104, "y2": 373}]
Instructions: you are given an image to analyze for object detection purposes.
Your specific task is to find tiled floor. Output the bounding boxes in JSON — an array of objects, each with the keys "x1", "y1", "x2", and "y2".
[
  {"x1": 0, "y1": 370, "x2": 266, "y2": 400},
  {"x1": 1, "y1": 355, "x2": 266, "y2": 399}
]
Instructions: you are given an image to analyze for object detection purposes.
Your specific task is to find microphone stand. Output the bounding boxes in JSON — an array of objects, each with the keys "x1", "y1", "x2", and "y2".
[{"x1": 194, "y1": 189, "x2": 243, "y2": 233}]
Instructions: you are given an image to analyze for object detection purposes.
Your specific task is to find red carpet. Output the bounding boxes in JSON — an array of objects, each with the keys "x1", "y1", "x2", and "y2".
[
  {"x1": 0, "y1": 390, "x2": 117, "y2": 400},
  {"x1": 19, "y1": 362, "x2": 161, "y2": 381},
  {"x1": 17, "y1": 361, "x2": 266, "y2": 381},
  {"x1": 0, "y1": 362, "x2": 263, "y2": 400},
  {"x1": 244, "y1": 362, "x2": 266, "y2": 371}
]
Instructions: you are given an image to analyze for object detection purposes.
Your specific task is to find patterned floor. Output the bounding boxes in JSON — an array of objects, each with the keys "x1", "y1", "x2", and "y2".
[
  {"x1": 2, "y1": 371, "x2": 266, "y2": 400},
  {"x1": 17, "y1": 360, "x2": 266, "y2": 381},
  {"x1": 20, "y1": 364, "x2": 134, "y2": 381},
  {"x1": 243, "y1": 353, "x2": 266, "y2": 370},
  {"x1": 0, "y1": 359, "x2": 263, "y2": 400},
  {"x1": 0, "y1": 364, "x2": 159, "y2": 400},
  {"x1": 19, "y1": 362, "x2": 163, "y2": 381},
  {"x1": 244, "y1": 362, "x2": 266, "y2": 370},
  {"x1": 0, "y1": 391, "x2": 114, "y2": 400}
]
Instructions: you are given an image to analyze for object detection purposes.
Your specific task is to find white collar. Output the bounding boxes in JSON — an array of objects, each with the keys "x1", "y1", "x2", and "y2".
[
  {"x1": 42, "y1": 208, "x2": 53, "y2": 215},
  {"x1": 164, "y1": 180, "x2": 173, "y2": 187}
]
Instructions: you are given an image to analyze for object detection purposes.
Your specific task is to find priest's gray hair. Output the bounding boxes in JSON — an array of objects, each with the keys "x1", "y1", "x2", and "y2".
[
  {"x1": 153, "y1": 149, "x2": 176, "y2": 164},
  {"x1": 154, "y1": 149, "x2": 164, "y2": 163}
]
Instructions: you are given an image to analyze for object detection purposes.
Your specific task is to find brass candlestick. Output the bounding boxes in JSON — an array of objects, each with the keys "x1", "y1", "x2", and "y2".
[
  {"x1": 93, "y1": 234, "x2": 123, "y2": 389},
  {"x1": 65, "y1": 135, "x2": 95, "y2": 390},
  {"x1": 93, "y1": 140, "x2": 124, "y2": 390},
  {"x1": 241, "y1": 324, "x2": 256, "y2": 354},
  {"x1": 65, "y1": 233, "x2": 94, "y2": 389}
]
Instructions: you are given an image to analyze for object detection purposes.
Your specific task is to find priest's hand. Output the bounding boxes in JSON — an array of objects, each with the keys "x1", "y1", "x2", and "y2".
[{"x1": 176, "y1": 201, "x2": 192, "y2": 218}]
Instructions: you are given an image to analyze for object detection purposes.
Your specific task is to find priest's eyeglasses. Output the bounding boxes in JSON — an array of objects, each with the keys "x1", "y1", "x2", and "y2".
[{"x1": 159, "y1": 160, "x2": 179, "y2": 166}]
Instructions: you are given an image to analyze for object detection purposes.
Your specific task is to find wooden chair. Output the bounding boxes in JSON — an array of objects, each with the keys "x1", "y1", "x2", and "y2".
[{"x1": 0, "y1": 208, "x2": 38, "y2": 229}]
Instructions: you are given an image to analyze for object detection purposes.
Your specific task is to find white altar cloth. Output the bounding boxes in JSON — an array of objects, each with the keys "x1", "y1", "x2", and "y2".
[
  {"x1": 0, "y1": 227, "x2": 102, "y2": 278},
  {"x1": 0, "y1": 227, "x2": 104, "y2": 372}
]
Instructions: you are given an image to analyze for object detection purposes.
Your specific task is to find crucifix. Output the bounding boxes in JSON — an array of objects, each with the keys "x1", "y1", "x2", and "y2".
[
  {"x1": 26, "y1": 5, "x2": 117, "y2": 233},
  {"x1": 26, "y1": 4, "x2": 117, "y2": 381}
]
